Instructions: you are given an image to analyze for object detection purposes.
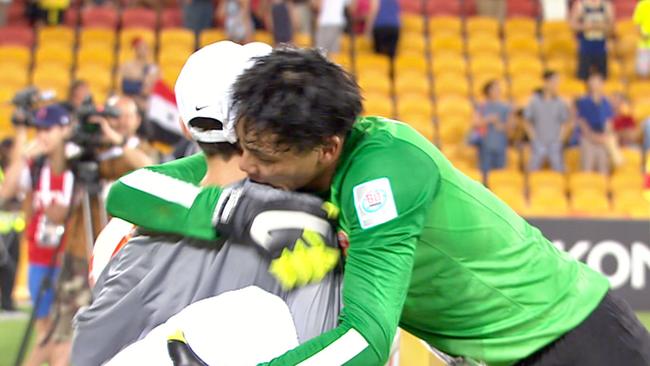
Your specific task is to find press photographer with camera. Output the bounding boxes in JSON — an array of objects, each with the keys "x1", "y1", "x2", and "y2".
[{"x1": 0, "y1": 102, "x2": 74, "y2": 366}]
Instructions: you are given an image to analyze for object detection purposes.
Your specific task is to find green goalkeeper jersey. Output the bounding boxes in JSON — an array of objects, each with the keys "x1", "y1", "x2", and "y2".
[{"x1": 107, "y1": 116, "x2": 609, "y2": 366}]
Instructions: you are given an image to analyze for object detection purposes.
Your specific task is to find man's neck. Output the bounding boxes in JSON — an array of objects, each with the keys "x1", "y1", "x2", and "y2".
[
  {"x1": 201, "y1": 156, "x2": 247, "y2": 187},
  {"x1": 543, "y1": 89, "x2": 555, "y2": 99},
  {"x1": 48, "y1": 147, "x2": 66, "y2": 175}
]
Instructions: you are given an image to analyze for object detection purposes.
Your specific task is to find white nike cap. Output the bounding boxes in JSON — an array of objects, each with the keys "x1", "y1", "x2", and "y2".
[{"x1": 174, "y1": 41, "x2": 272, "y2": 144}]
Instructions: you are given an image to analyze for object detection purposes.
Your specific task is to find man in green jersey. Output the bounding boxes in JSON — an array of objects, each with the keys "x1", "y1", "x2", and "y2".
[{"x1": 106, "y1": 48, "x2": 650, "y2": 365}]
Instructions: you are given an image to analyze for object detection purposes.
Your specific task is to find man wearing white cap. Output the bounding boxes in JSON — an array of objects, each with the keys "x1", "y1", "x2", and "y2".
[{"x1": 71, "y1": 41, "x2": 343, "y2": 366}]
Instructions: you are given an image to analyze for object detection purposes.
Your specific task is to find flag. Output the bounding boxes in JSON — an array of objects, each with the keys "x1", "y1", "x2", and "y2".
[
  {"x1": 644, "y1": 158, "x2": 650, "y2": 202},
  {"x1": 148, "y1": 79, "x2": 182, "y2": 135}
]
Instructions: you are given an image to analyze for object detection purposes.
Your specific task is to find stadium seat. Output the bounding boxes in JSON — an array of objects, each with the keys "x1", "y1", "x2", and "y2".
[
  {"x1": 541, "y1": 21, "x2": 572, "y2": 40},
  {"x1": 508, "y1": 56, "x2": 543, "y2": 78},
  {"x1": 434, "y1": 73, "x2": 470, "y2": 98},
  {"x1": 35, "y1": 45, "x2": 74, "y2": 69},
  {"x1": 568, "y1": 171, "x2": 608, "y2": 196},
  {"x1": 395, "y1": 73, "x2": 429, "y2": 96},
  {"x1": 199, "y1": 28, "x2": 228, "y2": 46},
  {"x1": 610, "y1": 171, "x2": 644, "y2": 195},
  {"x1": 604, "y1": 79, "x2": 625, "y2": 95},
  {"x1": 398, "y1": 35, "x2": 426, "y2": 55},
  {"x1": 430, "y1": 34, "x2": 464, "y2": 54},
  {"x1": 397, "y1": 97, "x2": 434, "y2": 119},
  {"x1": 0, "y1": 63, "x2": 29, "y2": 89},
  {"x1": 79, "y1": 27, "x2": 116, "y2": 49},
  {"x1": 161, "y1": 8, "x2": 183, "y2": 28},
  {"x1": 358, "y1": 74, "x2": 391, "y2": 96},
  {"x1": 76, "y1": 45, "x2": 115, "y2": 69},
  {"x1": 402, "y1": 14, "x2": 424, "y2": 33},
  {"x1": 505, "y1": 35, "x2": 540, "y2": 58},
  {"x1": 528, "y1": 191, "x2": 569, "y2": 216},
  {"x1": 615, "y1": 34, "x2": 640, "y2": 61},
  {"x1": 160, "y1": 28, "x2": 196, "y2": 51},
  {"x1": 122, "y1": 7, "x2": 157, "y2": 29},
  {"x1": 401, "y1": 111, "x2": 435, "y2": 140},
  {"x1": 505, "y1": 148, "x2": 522, "y2": 171},
  {"x1": 399, "y1": 331, "x2": 434, "y2": 365},
  {"x1": 436, "y1": 96, "x2": 473, "y2": 121},
  {"x1": 38, "y1": 26, "x2": 75, "y2": 48},
  {"x1": 353, "y1": 37, "x2": 374, "y2": 54},
  {"x1": 76, "y1": 65, "x2": 113, "y2": 96},
  {"x1": 466, "y1": 16, "x2": 500, "y2": 37},
  {"x1": 363, "y1": 93, "x2": 393, "y2": 117},
  {"x1": 438, "y1": 121, "x2": 468, "y2": 146},
  {"x1": 504, "y1": 17, "x2": 536, "y2": 37},
  {"x1": 613, "y1": 190, "x2": 650, "y2": 218},
  {"x1": 0, "y1": 26, "x2": 34, "y2": 47},
  {"x1": 0, "y1": 45, "x2": 31, "y2": 68},
  {"x1": 491, "y1": 187, "x2": 527, "y2": 213},
  {"x1": 395, "y1": 54, "x2": 428, "y2": 74},
  {"x1": 470, "y1": 55, "x2": 505, "y2": 79},
  {"x1": 558, "y1": 78, "x2": 585, "y2": 99},
  {"x1": 428, "y1": 16, "x2": 462, "y2": 35},
  {"x1": 294, "y1": 33, "x2": 312, "y2": 47},
  {"x1": 542, "y1": 35, "x2": 577, "y2": 60},
  {"x1": 32, "y1": 65, "x2": 70, "y2": 99},
  {"x1": 356, "y1": 54, "x2": 390, "y2": 74},
  {"x1": 529, "y1": 170, "x2": 566, "y2": 195},
  {"x1": 467, "y1": 35, "x2": 502, "y2": 57},
  {"x1": 81, "y1": 6, "x2": 119, "y2": 28},
  {"x1": 616, "y1": 148, "x2": 643, "y2": 172},
  {"x1": 629, "y1": 81, "x2": 650, "y2": 102},
  {"x1": 564, "y1": 147, "x2": 581, "y2": 173},
  {"x1": 432, "y1": 54, "x2": 467, "y2": 75},
  {"x1": 571, "y1": 192, "x2": 610, "y2": 216},
  {"x1": 159, "y1": 47, "x2": 193, "y2": 68},
  {"x1": 120, "y1": 28, "x2": 156, "y2": 49},
  {"x1": 510, "y1": 75, "x2": 542, "y2": 101},
  {"x1": 161, "y1": 63, "x2": 183, "y2": 86},
  {"x1": 487, "y1": 169, "x2": 525, "y2": 191}
]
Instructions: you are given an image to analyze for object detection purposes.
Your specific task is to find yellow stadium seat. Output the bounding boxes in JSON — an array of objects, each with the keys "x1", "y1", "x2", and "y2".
[
  {"x1": 356, "y1": 54, "x2": 390, "y2": 74},
  {"x1": 38, "y1": 26, "x2": 75, "y2": 48},
  {"x1": 79, "y1": 28, "x2": 115, "y2": 49},
  {"x1": 77, "y1": 45, "x2": 114, "y2": 69},
  {"x1": 199, "y1": 28, "x2": 227, "y2": 46},
  {"x1": 466, "y1": 16, "x2": 500, "y2": 37},
  {"x1": 0, "y1": 87, "x2": 15, "y2": 104},
  {"x1": 294, "y1": 33, "x2": 312, "y2": 47},
  {"x1": 432, "y1": 54, "x2": 467, "y2": 75},
  {"x1": 438, "y1": 121, "x2": 468, "y2": 146},
  {"x1": 610, "y1": 171, "x2": 644, "y2": 194},
  {"x1": 629, "y1": 81, "x2": 650, "y2": 102},
  {"x1": 158, "y1": 47, "x2": 193, "y2": 66},
  {"x1": 564, "y1": 147, "x2": 581, "y2": 173},
  {"x1": 358, "y1": 72, "x2": 391, "y2": 95},
  {"x1": 571, "y1": 192, "x2": 610, "y2": 216},
  {"x1": 505, "y1": 35, "x2": 540, "y2": 58},
  {"x1": 615, "y1": 34, "x2": 639, "y2": 61},
  {"x1": 545, "y1": 56, "x2": 576, "y2": 77},
  {"x1": 395, "y1": 73, "x2": 429, "y2": 96},
  {"x1": 508, "y1": 56, "x2": 543, "y2": 78},
  {"x1": 397, "y1": 97, "x2": 434, "y2": 119},
  {"x1": 510, "y1": 75, "x2": 542, "y2": 100},
  {"x1": 35, "y1": 45, "x2": 74, "y2": 69},
  {"x1": 161, "y1": 64, "x2": 183, "y2": 86},
  {"x1": 0, "y1": 64, "x2": 29, "y2": 89},
  {"x1": 434, "y1": 73, "x2": 470, "y2": 98},
  {"x1": 604, "y1": 79, "x2": 625, "y2": 95},
  {"x1": 633, "y1": 102, "x2": 650, "y2": 122},
  {"x1": 429, "y1": 16, "x2": 462, "y2": 35},
  {"x1": 363, "y1": 93, "x2": 393, "y2": 117},
  {"x1": 529, "y1": 170, "x2": 566, "y2": 195},
  {"x1": 467, "y1": 35, "x2": 502, "y2": 57},
  {"x1": 541, "y1": 21, "x2": 572, "y2": 39},
  {"x1": 430, "y1": 34, "x2": 464, "y2": 55},
  {"x1": 608, "y1": 58, "x2": 622, "y2": 79},
  {"x1": 75, "y1": 65, "x2": 112, "y2": 94},
  {"x1": 32, "y1": 66, "x2": 70, "y2": 99},
  {"x1": 0, "y1": 46, "x2": 31, "y2": 68},
  {"x1": 253, "y1": 31, "x2": 273, "y2": 45},
  {"x1": 504, "y1": 17, "x2": 537, "y2": 37},
  {"x1": 469, "y1": 55, "x2": 505, "y2": 79},
  {"x1": 542, "y1": 35, "x2": 577, "y2": 60},
  {"x1": 487, "y1": 169, "x2": 525, "y2": 191},
  {"x1": 436, "y1": 96, "x2": 473, "y2": 121},
  {"x1": 120, "y1": 28, "x2": 156, "y2": 49},
  {"x1": 613, "y1": 190, "x2": 650, "y2": 218},
  {"x1": 616, "y1": 148, "x2": 643, "y2": 172},
  {"x1": 528, "y1": 191, "x2": 569, "y2": 216},
  {"x1": 615, "y1": 19, "x2": 636, "y2": 38},
  {"x1": 394, "y1": 54, "x2": 428, "y2": 74},
  {"x1": 568, "y1": 171, "x2": 608, "y2": 196},
  {"x1": 558, "y1": 78, "x2": 585, "y2": 99},
  {"x1": 402, "y1": 14, "x2": 425, "y2": 33},
  {"x1": 160, "y1": 28, "x2": 195, "y2": 50},
  {"x1": 491, "y1": 187, "x2": 527, "y2": 213},
  {"x1": 398, "y1": 34, "x2": 426, "y2": 54}
]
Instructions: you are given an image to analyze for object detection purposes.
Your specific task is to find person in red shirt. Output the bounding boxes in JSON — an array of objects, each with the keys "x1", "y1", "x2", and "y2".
[
  {"x1": 611, "y1": 93, "x2": 640, "y2": 147},
  {"x1": 0, "y1": 103, "x2": 74, "y2": 366}
]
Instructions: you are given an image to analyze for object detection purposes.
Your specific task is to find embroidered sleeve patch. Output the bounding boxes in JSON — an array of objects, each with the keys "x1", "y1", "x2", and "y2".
[{"x1": 353, "y1": 177, "x2": 398, "y2": 229}]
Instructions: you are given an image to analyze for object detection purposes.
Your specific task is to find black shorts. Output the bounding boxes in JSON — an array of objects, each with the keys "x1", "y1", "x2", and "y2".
[
  {"x1": 517, "y1": 291, "x2": 650, "y2": 366},
  {"x1": 372, "y1": 26, "x2": 399, "y2": 58},
  {"x1": 578, "y1": 52, "x2": 608, "y2": 80}
]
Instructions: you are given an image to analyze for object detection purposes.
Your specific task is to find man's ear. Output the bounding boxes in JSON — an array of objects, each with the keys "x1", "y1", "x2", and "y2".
[
  {"x1": 178, "y1": 118, "x2": 193, "y2": 140},
  {"x1": 319, "y1": 135, "x2": 343, "y2": 164}
]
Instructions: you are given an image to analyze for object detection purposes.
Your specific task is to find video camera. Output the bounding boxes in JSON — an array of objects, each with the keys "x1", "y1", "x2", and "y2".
[
  {"x1": 70, "y1": 96, "x2": 121, "y2": 152},
  {"x1": 11, "y1": 87, "x2": 55, "y2": 126}
]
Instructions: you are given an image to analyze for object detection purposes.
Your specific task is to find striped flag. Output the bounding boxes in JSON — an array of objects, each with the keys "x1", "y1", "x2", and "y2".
[{"x1": 148, "y1": 79, "x2": 182, "y2": 135}]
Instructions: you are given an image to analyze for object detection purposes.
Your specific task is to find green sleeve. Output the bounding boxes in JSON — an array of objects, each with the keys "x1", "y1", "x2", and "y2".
[
  {"x1": 260, "y1": 142, "x2": 439, "y2": 365},
  {"x1": 105, "y1": 153, "x2": 224, "y2": 241}
]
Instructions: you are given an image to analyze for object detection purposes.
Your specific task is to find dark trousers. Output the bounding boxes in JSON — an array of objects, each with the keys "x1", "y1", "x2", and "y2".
[
  {"x1": 578, "y1": 52, "x2": 608, "y2": 80},
  {"x1": 0, "y1": 231, "x2": 20, "y2": 310},
  {"x1": 372, "y1": 26, "x2": 399, "y2": 58},
  {"x1": 517, "y1": 291, "x2": 650, "y2": 366}
]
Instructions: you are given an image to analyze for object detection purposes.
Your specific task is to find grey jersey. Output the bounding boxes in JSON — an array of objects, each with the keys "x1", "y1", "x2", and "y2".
[{"x1": 71, "y1": 235, "x2": 342, "y2": 366}]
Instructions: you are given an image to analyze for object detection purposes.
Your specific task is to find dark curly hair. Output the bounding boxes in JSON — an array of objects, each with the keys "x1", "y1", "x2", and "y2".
[{"x1": 231, "y1": 47, "x2": 363, "y2": 152}]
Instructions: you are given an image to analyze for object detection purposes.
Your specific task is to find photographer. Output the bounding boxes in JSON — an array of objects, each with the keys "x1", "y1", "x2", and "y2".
[{"x1": 0, "y1": 103, "x2": 74, "y2": 366}]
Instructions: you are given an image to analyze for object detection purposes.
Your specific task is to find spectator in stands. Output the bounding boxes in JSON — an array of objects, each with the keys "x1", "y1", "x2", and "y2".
[
  {"x1": 366, "y1": 0, "x2": 400, "y2": 58},
  {"x1": 270, "y1": 0, "x2": 294, "y2": 44},
  {"x1": 62, "y1": 80, "x2": 92, "y2": 115},
  {"x1": 117, "y1": 37, "x2": 159, "y2": 110},
  {"x1": 293, "y1": 0, "x2": 312, "y2": 34},
  {"x1": 471, "y1": 80, "x2": 513, "y2": 174},
  {"x1": 570, "y1": 0, "x2": 614, "y2": 80},
  {"x1": 634, "y1": 0, "x2": 650, "y2": 78},
  {"x1": 350, "y1": 0, "x2": 370, "y2": 34},
  {"x1": 29, "y1": 0, "x2": 70, "y2": 25},
  {"x1": 0, "y1": 104, "x2": 74, "y2": 366},
  {"x1": 314, "y1": 0, "x2": 349, "y2": 55},
  {"x1": 183, "y1": 0, "x2": 214, "y2": 35},
  {"x1": 524, "y1": 70, "x2": 571, "y2": 172},
  {"x1": 575, "y1": 72, "x2": 615, "y2": 174},
  {"x1": 611, "y1": 93, "x2": 640, "y2": 148},
  {"x1": 218, "y1": 0, "x2": 254, "y2": 44},
  {"x1": 477, "y1": 0, "x2": 506, "y2": 23}
]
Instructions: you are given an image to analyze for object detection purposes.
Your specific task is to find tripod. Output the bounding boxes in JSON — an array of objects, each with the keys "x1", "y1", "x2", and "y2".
[{"x1": 13, "y1": 160, "x2": 106, "y2": 366}]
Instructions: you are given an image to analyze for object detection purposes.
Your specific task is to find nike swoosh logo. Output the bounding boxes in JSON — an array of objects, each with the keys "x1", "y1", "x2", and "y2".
[{"x1": 195, "y1": 105, "x2": 209, "y2": 111}]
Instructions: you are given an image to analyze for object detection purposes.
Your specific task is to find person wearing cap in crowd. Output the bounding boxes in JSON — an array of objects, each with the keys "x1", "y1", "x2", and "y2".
[
  {"x1": 117, "y1": 37, "x2": 159, "y2": 109},
  {"x1": 71, "y1": 41, "x2": 343, "y2": 366},
  {"x1": 0, "y1": 104, "x2": 74, "y2": 366}
]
